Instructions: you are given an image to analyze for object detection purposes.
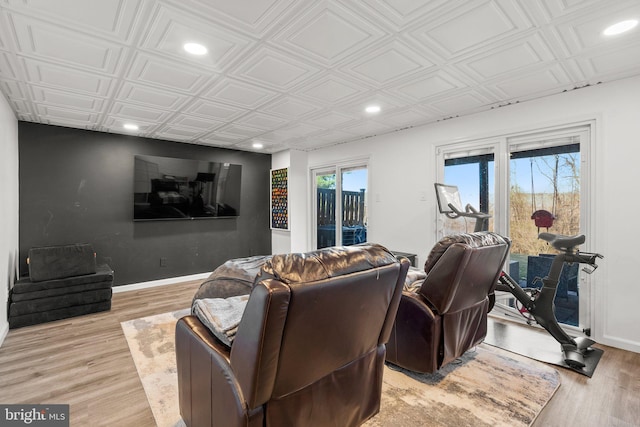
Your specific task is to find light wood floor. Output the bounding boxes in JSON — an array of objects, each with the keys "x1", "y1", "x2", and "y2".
[{"x1": 1, "y1": 281, "x2": 638, "y2": 427}]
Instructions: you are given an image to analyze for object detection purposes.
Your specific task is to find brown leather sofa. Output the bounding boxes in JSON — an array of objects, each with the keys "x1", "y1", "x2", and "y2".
[
  {"x1": 176, "y1": 244, "x2": 410, "y2": 427},
  {"x1": 386, "y1": 232, "x2": 510, "y2": 373}
]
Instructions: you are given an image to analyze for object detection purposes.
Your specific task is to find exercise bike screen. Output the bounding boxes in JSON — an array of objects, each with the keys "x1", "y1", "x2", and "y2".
[{"x1": 435, "y1": 183, "x2": 463, "y2": 214}]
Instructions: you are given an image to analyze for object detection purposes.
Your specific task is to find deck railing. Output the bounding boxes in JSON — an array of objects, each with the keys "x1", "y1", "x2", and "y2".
[{"x1": 317, "y1": 188, "x2": 366, "y2": 226}]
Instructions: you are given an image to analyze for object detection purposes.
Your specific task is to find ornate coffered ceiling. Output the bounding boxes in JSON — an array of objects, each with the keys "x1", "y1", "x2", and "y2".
[{"x1": 0, "y1": 0, "x2": 639, "y2": 153}]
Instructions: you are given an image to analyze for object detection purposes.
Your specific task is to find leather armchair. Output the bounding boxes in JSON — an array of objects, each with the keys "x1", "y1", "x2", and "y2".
[
  {"x1": 176, "y1": 244, "x2": 410, "y2": 427},
  {"x1": 386, "y1": 232, "x2": 510, "y2": 373}
]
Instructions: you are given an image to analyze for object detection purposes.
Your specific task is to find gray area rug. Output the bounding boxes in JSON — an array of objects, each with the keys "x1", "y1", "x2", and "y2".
[{"x1": 122, "y1": 310, "x2": 560, "y2": 427}]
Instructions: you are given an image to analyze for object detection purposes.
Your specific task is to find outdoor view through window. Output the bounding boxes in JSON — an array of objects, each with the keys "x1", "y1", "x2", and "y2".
[
  {"x1": 444, "y1": 143, "x2": 581, "y2": 326},
  {"x1": 316, "y1": 167, "x2": 368, "y2": 249}
]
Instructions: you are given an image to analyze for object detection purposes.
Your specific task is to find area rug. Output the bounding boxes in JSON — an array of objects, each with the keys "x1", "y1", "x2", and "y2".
[{"x1": 122, "y1": 310, "x2": 560, "y2": 427}]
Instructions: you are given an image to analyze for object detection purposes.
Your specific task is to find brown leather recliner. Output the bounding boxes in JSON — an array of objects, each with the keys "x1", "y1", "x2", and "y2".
[
  {"x1": 386, "y1": 232, "x2": 511, "y2": 374},
  {"x1": 176, "y1": 244, "x2": 410, "y2": 427}
]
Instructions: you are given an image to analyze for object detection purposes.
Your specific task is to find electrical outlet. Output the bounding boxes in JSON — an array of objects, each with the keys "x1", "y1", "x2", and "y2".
[{"x1": 160, "y1": 257, "x2": 167, "y2": 267}]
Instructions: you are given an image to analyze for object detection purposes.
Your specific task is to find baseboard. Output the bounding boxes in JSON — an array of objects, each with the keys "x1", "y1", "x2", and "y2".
[
  {"x1": 112, "y1": 272, "x2": 211, "y2": 294},
  {"x1": 0, "y1": 320, "x2": 8, "y2": 349},
  {"x1": 600, "y1": 334, "x2": 640, "y2": 354}
]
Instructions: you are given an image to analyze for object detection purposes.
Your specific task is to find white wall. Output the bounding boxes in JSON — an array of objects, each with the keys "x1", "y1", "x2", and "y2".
[
  {"x1": 290, "y1": 75, "x2": 640, "y2": 354},
  {"x1": 0, "y1": 92, "x2": 19, "y2": 346}
]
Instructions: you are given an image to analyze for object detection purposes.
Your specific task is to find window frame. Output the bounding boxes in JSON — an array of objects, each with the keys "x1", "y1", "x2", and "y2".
[{"x1": 435, "y1": 122, "x2": 595, "y2": 332}]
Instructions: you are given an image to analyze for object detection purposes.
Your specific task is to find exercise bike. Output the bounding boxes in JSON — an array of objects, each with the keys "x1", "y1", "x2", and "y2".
[{"x1": 435, "y1": 183, "x2": 604, "y2": 370}]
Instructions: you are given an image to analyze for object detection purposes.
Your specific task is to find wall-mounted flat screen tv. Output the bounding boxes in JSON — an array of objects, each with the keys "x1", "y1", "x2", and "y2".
[{"x1": 134, "y1": 154, "x2": 242, "y2": 221}]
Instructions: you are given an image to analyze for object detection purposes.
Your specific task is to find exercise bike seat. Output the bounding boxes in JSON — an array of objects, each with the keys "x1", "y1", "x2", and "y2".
[{"x1": 539, "y1": 233, "x2": 585, "y2": 251}]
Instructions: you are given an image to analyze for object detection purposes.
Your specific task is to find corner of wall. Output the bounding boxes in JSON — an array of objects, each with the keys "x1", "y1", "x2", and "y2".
[{"x1": 0, "y1": 90, "x2": 18, "y2": 348}]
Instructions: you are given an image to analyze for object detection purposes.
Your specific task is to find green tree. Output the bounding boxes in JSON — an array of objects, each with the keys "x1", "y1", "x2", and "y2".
[{"x1": 316, "y1": 175, "x2": 336, "y2": 189}]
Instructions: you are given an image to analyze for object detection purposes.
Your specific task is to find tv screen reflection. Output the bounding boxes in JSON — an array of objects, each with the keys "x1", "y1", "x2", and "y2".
[{"x1": 133, "y1": 155, "x2": 242, "y2": 221}]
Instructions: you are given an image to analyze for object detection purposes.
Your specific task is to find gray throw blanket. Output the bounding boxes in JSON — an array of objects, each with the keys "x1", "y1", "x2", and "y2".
[
  {"x1": 192, "y1": 255, "x2": 272, "y2": 303},
  {"x1": 192, "y1": 295, "x2": 249, "y2": 347}
]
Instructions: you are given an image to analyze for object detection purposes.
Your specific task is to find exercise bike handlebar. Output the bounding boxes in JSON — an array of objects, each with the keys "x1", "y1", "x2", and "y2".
[{"x1": 446, "y1": 202, "x2": 492, "y2": 219}]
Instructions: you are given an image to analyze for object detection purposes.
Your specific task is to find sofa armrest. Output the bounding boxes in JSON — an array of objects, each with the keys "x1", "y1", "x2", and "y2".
[
  {"x1": 386, "y1": 292, "x2": 442, "y2": 373},
  {"x1": 230, "y1": 279, "x2": 291, "y2": 408},
  {"x1": 176, "y1": 316, "x2": 258, "y2": 427}
]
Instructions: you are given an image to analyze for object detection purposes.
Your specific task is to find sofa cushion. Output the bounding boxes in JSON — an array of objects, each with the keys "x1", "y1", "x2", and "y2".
[
  {"x1": 259, "y1": 243, "x2": 397, "y2": 284},
  {"x1": 13, "y1": 265, "x2": 114, "y2": 295},
  {"x1": 28, "y1": 244, "x2": 97, "y2": 282},
  {"x1": 423, "y1": 232, "x2": 510, "y2": 274}
]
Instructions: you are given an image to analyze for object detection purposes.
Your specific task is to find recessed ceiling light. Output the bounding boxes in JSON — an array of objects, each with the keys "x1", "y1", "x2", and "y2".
[
  {"x1": 183, "y1": 42, "x2": 208, "y2": 55},
  {"x1": 603, "y1": 19, "x2": 638, "y2": 36},
  {"x1": 252, "y1": 142, "x2": 264, "y2": 149},
  {"x1": 123, "y1": 123, "x2": 139, "y2": 131},
  {"x1": 365, "y1": 105, "x2": 381, "y2": 114}
]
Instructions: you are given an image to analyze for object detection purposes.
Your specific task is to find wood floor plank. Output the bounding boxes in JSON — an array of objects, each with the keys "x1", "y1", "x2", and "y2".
[
  {"x1": 1, "y1": 280, "x2": 638, "y2": 426},
  {"x1": 0, "y1": 280, "x2": 200, "y2": 427}
]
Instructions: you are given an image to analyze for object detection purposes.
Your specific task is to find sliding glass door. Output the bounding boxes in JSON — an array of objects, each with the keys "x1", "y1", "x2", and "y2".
[{"x1": 313, "y1": 163, "x2": 368, "y2": 249}]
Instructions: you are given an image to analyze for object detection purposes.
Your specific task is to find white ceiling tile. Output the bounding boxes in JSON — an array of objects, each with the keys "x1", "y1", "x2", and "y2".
[
  {"x1": 358, "y1": 0, "x2": 452, "y2": 27},
  {"x1": 272, "y1": 122, "x2": 323, "y2": 139},
  {"x1": 154, "y1": 124, "x2": 204, "y2": 140},
  {"x1": 195, "y1": 134, "x2": 236, "y2": 147},
  {"x1": 0, "y1": 79, "x2": 27, "y2": 99},
  {"x1": 233, "y1": 112, "x2": 289, "y2": 130},
  {"x1": 341, "y1": 40, "x2": 434, "y2": 85},
  {"x1": 22, "y1": 58, "x2": 113, "y2": 96},
  {"x1": 102, "y1": 116, "x2": 158, "y2": 133},
  {"x1": 273, "y1": 1, "x2": 387, "y2": 66},
  {"x1": 31, "y1": 85, "x2": 105, "y2": 112},
  {"x1": 141, "y1": 3, "x2": 252, "y2": 71},
  {"x1": 5, "y1": 0, "x2": 143, "y2": 42},
  {"x1": 393, "y1": 71, "x2": 464, "y2": 102},
  {"x1": 414, "y1": 0, "x2": 532, "y2": 57},
  {"x1": 555, "y1": 3, "x2": 640, "y2": 55},
  {"x1": 263, "y1": 96, "x2": 321, "y2": 119},
  {"x1": 35, "y1": 104, "x2": 99, "y2": 127},
  {"x1": 127, "y1": 52, "x2": 213, "y2": 94},
  {"x1": 428, "y1": 91, "x2": 491, "y2": 115},
  {"x1": 296, "y1": 74, "x2": 367, "y2": 104},
  {"x1": 183, "y1": 99, "x2": 247, "y2": 121},
  {"x1": 116, "y1": 82, "x2": 190, "y2": 110},
  {"x1": 167, "y1": 114, "x2": 224, "y2": 131},
  {"x1": 340, "y1": 119, "x2": 393, "y2": 136},
  {"x1": 202, "y1": 78, "x2": 278, "y2": 108},
  {"x1": 234, "y1": 139, "x2": 287, "y2": 154},
  {"x1": 0, "y1": 51, "x2": 19, "y2": 79},
  {"x1": 311, "y1": 129, "x2": 359, "y2": 143},
  {"x1": 9, "y1": 98, "x2": 32, "y2": 116},
  {"x1": 302, "y1": 110, "x2": 357, "y2": 129},
  {"x1": 185, "y1": 0, "x2": 300, "y2": 36},
  {"x1": 578, "y1": 43, "x2": 640, "y2": 78},
  {"x1": 201, "y1": 130, "x2": 248, "y2": 143},
  {"x1": 231, "y1": 46, "x2": 320, "y2": 90},
  {"x1": 337, "y1": 92, "x2": 406, "y2": 118},
  {"x1": 491, "y1": 64, "x2": 572, "y2": 99},
  {"x1": 539, "y1": 0, "x2": 605, "y2": 19},
  {"x1": 110, "y1": 101, "x2": 171, "y2": 122},
  {"x1": 376, "y1": 107, "x2": 436, "y2": 128},
  {"x1": 216, "y1": 123, "x2": 265, "y2": 139},
  {"x1": 463, "y1": 34, "x2": 555, "y2": 80},
  {"x1": 8, "y1": 13, "x2": 125, "y2": 74}
]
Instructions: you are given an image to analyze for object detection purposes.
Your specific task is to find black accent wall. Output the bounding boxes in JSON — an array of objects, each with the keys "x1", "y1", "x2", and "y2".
[{"x1": 19, "y1": 122, "x2": 272, "y2": 286}]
